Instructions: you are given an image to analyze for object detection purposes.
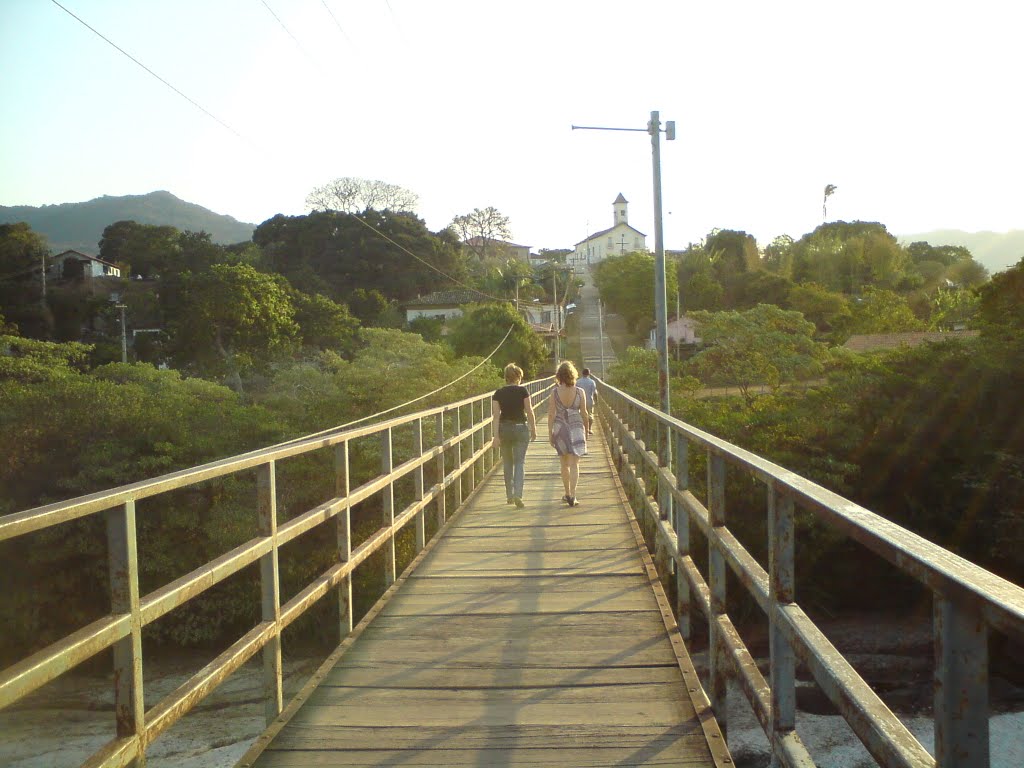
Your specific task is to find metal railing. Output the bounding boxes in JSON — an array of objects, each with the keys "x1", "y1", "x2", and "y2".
[
  {"x1": 598, "y1": 378, "x2": 1024, "y2": 768},
  {"x1": 0, "y1": 379, "x2": 550, "y2": 768}
]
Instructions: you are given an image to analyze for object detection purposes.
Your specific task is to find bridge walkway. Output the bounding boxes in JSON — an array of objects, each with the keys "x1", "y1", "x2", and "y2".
[{"x1": 240, "y1": 424, "x2": 728, "y2": 767}]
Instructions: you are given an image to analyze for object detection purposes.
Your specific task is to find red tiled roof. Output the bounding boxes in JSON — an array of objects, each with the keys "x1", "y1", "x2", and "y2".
[{"x1": 843, "y1": 330, "x2": 980, "y2": 352}]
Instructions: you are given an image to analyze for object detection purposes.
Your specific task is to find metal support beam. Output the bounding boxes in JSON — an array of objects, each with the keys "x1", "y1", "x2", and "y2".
[
  {"x1": 708, "y1": 451, "x2": 728, "y2": 739},
  {"x1": 935, "y1": 595, "x2": 989, "y2": 768},
  {"x1": 335, "y1": 443, "x2": 352, "y2": 638},
  {"x1": 107, "y1": 500, "x2": 146, "y2": 767},
  {"x1": 769, "y1": 486, "x2": 796, "y2": 768},
  {"x1": 381, "y1": 428, "x2": 395, "y2": 586},
  {"x1": 257, "y1": 461, "x2": 283, "y2": 724}
]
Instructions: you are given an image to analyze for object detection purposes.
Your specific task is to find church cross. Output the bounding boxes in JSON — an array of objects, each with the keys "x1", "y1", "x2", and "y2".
[{"x1": 617, "y1": 234, "x2": 629, "y2": 253}]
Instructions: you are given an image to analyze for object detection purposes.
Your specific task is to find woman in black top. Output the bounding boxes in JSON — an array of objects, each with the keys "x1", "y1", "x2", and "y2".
[{"x1": 491, "y1": 363, "x2": 538, "y2": 507}]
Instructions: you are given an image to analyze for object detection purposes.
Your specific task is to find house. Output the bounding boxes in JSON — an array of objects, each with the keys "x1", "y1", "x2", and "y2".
[
  {"x1": 521, "y1": 301, "x2": 560, "y2": 327},
  {"x1": 464, "y1": 237, "x2": 531, "y2": 263},
  {"x1": 571, "y1": 194, "x2": 647, "y2": 273},
  {"x1": 647, "y1": 315, "x2": 701, "y2": 350},
  {"x1": 842, "y1": 330, "x2": 980, "y2": 353},
  {"x1": 404, "y1": 289, "x2": 495, "y2": 324},
  {"x1": 49, "y1": 250, "x2": 121, "y2": 280}
]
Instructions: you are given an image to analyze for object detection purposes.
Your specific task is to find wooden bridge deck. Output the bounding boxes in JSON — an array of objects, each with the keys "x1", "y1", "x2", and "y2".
[{"x1": 241, "y1": 427, "x2": 728, "y2": 767}]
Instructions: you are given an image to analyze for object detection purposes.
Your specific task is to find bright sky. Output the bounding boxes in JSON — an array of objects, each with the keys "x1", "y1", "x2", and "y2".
[{"x1": 2, "y1": 0, "x2": 1021, "y2": 251}]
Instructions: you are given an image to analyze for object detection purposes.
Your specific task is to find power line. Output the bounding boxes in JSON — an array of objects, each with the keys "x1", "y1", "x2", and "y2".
[
  {"x1": 276, "y1": 321, "x2": 520, "y2": 446},
  {"x1": 48, "y1": 0, "x2": 241, "y2": 137},
  {"x1": 319, "y1": 0, "x2": 354, "y2": 45},
  {"x1": 347, "y1": 212, "x2": 510, "y2": 304},
  {"x1": 259, "y1": 0, "x2": 322, "y2": 68}
]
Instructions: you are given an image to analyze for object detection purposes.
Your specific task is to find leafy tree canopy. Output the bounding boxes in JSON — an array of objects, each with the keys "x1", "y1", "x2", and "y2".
[
  {"x1": 253, "y1": 210, "x2": 465, "y2": 303},
  {"x1": 594, "y1": 251, "x2": 679, "y2": 333},
  {"x1": 446, "y1": 302, "x2": 550, "y2": 380},
  {"x1": 684, "y1": 304, "x2": 829, "y2": 403}
]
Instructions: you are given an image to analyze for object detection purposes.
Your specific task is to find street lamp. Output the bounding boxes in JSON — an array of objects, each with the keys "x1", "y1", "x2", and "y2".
[{"x1": 571, "y1": 111, "x2": 676, "y2": 418}]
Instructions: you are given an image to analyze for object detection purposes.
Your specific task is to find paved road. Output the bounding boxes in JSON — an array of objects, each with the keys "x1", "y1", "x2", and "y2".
[{"x1": 575, "y1": 269, "x2": 616, "y2": 378}]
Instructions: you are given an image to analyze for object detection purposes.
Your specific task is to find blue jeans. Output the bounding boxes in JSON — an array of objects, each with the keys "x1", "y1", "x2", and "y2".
[{"x1": 499, "y1": 422, "x2": 530, "y2": 499}]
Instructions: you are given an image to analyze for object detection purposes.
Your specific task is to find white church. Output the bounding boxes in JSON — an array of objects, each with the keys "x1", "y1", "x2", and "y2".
[{"x1": 570, "y1": 193, "x2": 647, "y2": 273}]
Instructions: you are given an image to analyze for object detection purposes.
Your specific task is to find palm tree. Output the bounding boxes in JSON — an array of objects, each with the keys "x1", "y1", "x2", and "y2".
[{"x1": 823, "y1": 184, "x2": 838, "y2": 222}]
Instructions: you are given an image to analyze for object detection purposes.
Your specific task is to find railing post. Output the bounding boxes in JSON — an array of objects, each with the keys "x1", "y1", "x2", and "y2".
[
  {"x1": 435, "y1": 411, "x2": 447, "y2": 527},
  {"x1": 257, "y1": 461, "x2": 283, "y2": 725},
  {"x1": 470, "y1": 401, "x2": 479, "y2": 489},
  {"x1": 454, "y1": 407, "x2": 464, "y2": 507},
  {"x1": 768, "y1": 485, "x2": 796, "y2": 768},
  {"x1": 708, "y1": 450, "x2": 728, "y2": 739},
  {"x1": 335, "y1": 442, "x2": 352, "y2": 638},
  {"x1": 414, "y1": 418, "x2": 425, "y2": 553},
  {"x1": 934, "y1": 595, "x2": 989, "y2": 768},
  {"x1": 673, "y1": 430, "x2": 690, "y2": 641},
  {"x1": 106, "y1": 500, "x2": 146, "y2": 767},
  {"x1": 382, "y1": 428, "x2": 396, "y2": 586}
]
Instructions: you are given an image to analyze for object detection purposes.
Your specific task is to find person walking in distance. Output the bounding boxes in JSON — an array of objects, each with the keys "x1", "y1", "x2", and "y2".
[
  {"x1": 491, "y1": 363, "x2": 537, "y2": 508},
  {"x1": 548, "y1": 361, "x2": 590, "y2": 507},
  {"x1": 576, "y1": 368, "x2": 598, "y2": 437}
]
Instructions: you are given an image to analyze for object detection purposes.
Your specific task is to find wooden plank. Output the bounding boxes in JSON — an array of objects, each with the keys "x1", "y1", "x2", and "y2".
[
  {"x1": 415, "y1": 550, "x2": 644, "y2": 576},
  {"x1": 315, "y1": 663, "x2": 683, "y2": 689},
  {"x1": 247, "y1": 427, "x2": 722, "y2": 768}
]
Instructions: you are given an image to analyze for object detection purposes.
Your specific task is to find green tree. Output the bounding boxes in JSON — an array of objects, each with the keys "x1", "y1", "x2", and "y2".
[
  {"x1": 165, "y1": 263, "x2": 299, "y2": 387},
  {"x1": 684, "y1": 304, "x2": 828, "y2": 404},
  {"x1": 98, "y1": 220, "x2": 180, "y2": 278},
  {"x1": 254, "y1": 211, "x2": 465, "y2": 303},
  {"x1": 595, "y1": 251, "x2": 679, "y2": 332},
  {"x1": 446, "y1": 302, "x2": 549, "y2": 379},
  {"x1": 787, "y1": 282, "x2": 852, "y2": 337},
  {"x1": 929, "y1": 286, "x2": 979, "y2": 331},
  {"x1": 846, "y1": 287, "x2": 924, "y2": 335},
  {"x1": 289, "y1": 290, "x2": 360, "y2": 355},
  {"x1": 977, "y1": 257, "x2": 1024, "y2": 333},
  {"x1": 0, "y1": 223, "x2": 50, "y2": 337}
]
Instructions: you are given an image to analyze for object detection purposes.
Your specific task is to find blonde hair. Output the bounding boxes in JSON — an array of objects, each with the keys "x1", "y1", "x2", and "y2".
[
  {"x1": 504, "y1": 362, "x2": 524, "y2": 384},
  {"x1": 555, "y1": 360, "x2": 578, "y2": 387}
]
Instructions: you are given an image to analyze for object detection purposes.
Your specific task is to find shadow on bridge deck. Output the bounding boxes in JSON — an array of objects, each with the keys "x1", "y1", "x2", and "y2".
[{"x1": 237, "y1": 427, "x2": 729, "y2": 767}]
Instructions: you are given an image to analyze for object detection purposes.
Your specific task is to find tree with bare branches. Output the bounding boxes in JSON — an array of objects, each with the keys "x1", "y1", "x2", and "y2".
[
  {"x1": 449, "y1": 207, "x2": 512, "y2": 260},
  {"x1": 305, "y1": 177, "x2": 418, "y2": 213}
]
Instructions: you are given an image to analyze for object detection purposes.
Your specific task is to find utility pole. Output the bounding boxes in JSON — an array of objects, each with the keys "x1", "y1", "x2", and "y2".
[
  {"x1": 115, "y1": 303, "x2": 127, "y2": 363},
  {"x1": 552, "y1": 268, "x2": 559, "y2": 364},
  {"x1": 571, "y1": 112, "x2": 675, "y2": 417},
  {"x1": 649, "y1": 110, "x2": 671, "y2": 418},
  {"x1": 40, "y1": 253, "x2": 47, "y2": 306}
]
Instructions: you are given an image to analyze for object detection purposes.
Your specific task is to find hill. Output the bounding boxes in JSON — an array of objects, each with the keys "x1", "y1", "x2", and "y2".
[
  {"x1": 0, "y1": 191, "x2": 256, "y2": 254},
  {"x1": 897, "y1": 229, "x2": 1024, "y2": 274}
]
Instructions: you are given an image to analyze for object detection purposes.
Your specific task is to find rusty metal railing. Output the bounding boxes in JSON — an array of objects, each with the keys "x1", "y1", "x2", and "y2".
[
  {"x1": 598, "y1": 379, "x2": 1024, "y2": 768},
  {"x1": 0, "y1": 378, "x2": 550, "y2": 768}
]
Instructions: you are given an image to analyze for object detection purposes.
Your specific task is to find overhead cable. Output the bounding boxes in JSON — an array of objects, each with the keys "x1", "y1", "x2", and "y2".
[
  {"x1": 48, "y1": 0, "x2": 241, "y2": 137},
  {"x1": 275, "y1": 321, "x2": 519, "y2": 446}
]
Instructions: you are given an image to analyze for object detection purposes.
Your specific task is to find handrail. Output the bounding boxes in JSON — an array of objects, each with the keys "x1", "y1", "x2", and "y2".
[
  {"x1": 597, "y1": 377, "x2": 1024, "y2": 768},
  {"x1": 0, "y1": 377, "x2": 551, "y2": 768}
]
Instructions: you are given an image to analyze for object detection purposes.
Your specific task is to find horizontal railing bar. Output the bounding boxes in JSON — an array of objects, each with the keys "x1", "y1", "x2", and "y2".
[
  {"x1": 0, "y1": 387, "x2": 509, "y2": 544},
  {"x1": 80, "y1": 732, "x2": 138, "y2": 768},
  {"x1": 145, "y1": 621, "x2": 276, "y2": 744},
  {"x1": 0, "y1": 614, "x2": 130, "y2": 710},
  {"x1": 777, "y1": 603, "x2": 934, "y2": 768},
  {"x1": 609, "y1": 390, "x2": 1024, "y2": 637},
  {"x1": 715, "y1": 611, "x2": 772, "y2": 734},
  {"x1": 140, "y1": 537, "x2": 272, "y2": 627},
  {"x1": 278, "y1": 490, "x2": 441, "y2": 629},
  {"x1": 714, "y1": 528, "x2": 771, "y2": 613},
  {"x1": 774, "y1": 729, "x2": 816, "y2": 768}
]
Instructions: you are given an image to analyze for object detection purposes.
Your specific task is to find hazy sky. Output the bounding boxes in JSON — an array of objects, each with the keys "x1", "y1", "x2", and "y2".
[{"x1": 2, "y1": 0, "x2": 1020, "y2": 251}]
